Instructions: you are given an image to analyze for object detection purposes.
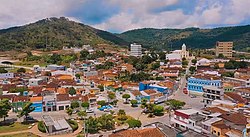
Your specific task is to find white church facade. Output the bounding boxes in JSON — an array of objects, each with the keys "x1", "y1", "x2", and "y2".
[{"x1": 166, "y1": 43, "x2": 190, "y2": 60}]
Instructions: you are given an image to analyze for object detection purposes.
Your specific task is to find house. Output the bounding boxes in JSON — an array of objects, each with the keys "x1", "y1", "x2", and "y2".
[
  {"x1": 46, "y1": 65, "x2": 66, "y2": 71},
  {"x1": 29, "y1": 78, "x2": 44, "y2": 86},
  {"x1": 109, "y1": 127, "x2": 165, "y2": 137},
  {"x1": 224, "y1": 92, "x2": 247, "y2": 107},
  {"x1": 140, "y1": 89, "x2": 164, "y2": 102},
  {"x1": 56, "y1": 94, "x2": 70, "y2": 111},
  {"x1": 30, "y1": 96, "x2": 43, "y2": 112},
  {"x1": 0, "y1": 73, "x2": 14, "y2": 79},
  {"x1": 196, "y1": 58, "x2": 211, "y2": 67},
  {"x1": 201, "y1": 117, "x2": 222, "y2": 135},
  {"x1": 139, "y1": 81, "x2": 169, "y2": 94},
  {"x1": 117, "y1": 63, "x2": 134, "y2": 73},
  {"x1": 12, "y1": 96, "x2": 29, "y2": 112},
  {"x1": 171, "y1": 108, "x2": 206, "y2": 133}
]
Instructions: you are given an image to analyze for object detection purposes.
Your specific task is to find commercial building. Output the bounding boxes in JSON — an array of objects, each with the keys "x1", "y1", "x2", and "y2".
[
  {"x1": 130, "y1": 43, "x2": 142, "y2": 57},
  {"x1": 203, "y1": 86, "x2": 224, "y2": 105},
  {"x1": 215, "y1": 41, "x2": 233, "y2": 58},
  {"x1": 171, "y1": 108, "x2": 206, "y2": 133}
]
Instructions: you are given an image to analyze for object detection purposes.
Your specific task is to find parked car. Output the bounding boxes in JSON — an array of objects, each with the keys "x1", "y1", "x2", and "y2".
[
  {"x1": 190, "y1": 95, "x2": 196, "y2": 98},
  {"x1": 72, "y1": 109, "x2": 80, "y2": 114},
  {"x1": 86, "y1": 109, "x2": 94, "y2": 113}
]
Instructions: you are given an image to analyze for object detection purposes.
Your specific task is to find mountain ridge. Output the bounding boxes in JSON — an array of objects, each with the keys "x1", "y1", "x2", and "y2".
[{"x1": 0, "y1": 17, "x2": 249, "y2": 51}]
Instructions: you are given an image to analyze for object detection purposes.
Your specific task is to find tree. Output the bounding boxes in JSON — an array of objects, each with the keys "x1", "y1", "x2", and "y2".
[
  {"x1": 80, "y1": 50, "x2": 89, "y2": 60},
  {"x1": 130, "y1": 100, "x2": 138, "y2": 107},
  {"x1": 165, "y1": 99, "x2": 185, "y2": 110},
  {"x1": 0, "y1": 68, "x2": 8, "y2": 73},
  {"x1": 153, "y1": 105, "x2": 164, "y2": 116},
  {"x1": 151, "y1": 62, "x2": 160, "y2": 70},
  {"x1": 97, "y1": 114, "x2": 115, "y2": 130},
  {"x1": 189, "y1": 66, "x2": 196, "y2": 74},
  {"x1": 117, "y1": 109, "x2": 126, "y2": 116},
  {"x1": 141, "y1": 98, "x2": 148, "y2": 108},
  {"x1": 0, "y1": 99, "x2": 11, "y2": 122},
  {"x1": 75, "y1": 74, "x2": 81, "y2": 79},
  {"x1": 122, "y1": 94, "x2": 131, "y2": 103},
  {"x1": 49, "y1": 53, "x2": 62, "y2": 64},
  {"x1": 17, "y1": 68, "x2": 26, "y2": 73},
  {"x1": 69, "y1": 87, "x2": 76, "y2": 96},
  {"x1": 71, "y1": 101, "x2": 80, "y2": 109},
  {"x1": 182, "y1": 60, "x2": 188, "y2": 66},
  {"x1": 108, "y1": 92, "x2": 116, "y2": 101},
  {"x1": 85, "y1": 116, "x2": 100, "y2": 134},
  {"x1": 98, "y1": 85, "x2": 104, "y2": 92},
  {"x1": 218, "y1": 53, "x2": 225, "y2": 58},
  {"x1": 18, "y1": 102, "x2": 35, "y2": 121},
  {"x1": 191, "y1": 59, "x2": 197, "y2": 64},
  {"x1": 158, "y1": 52, "x2": 166, "y2": 60},
  {"x1": 97, "y1": 100, "x2": 107, "y2": 107},
  {"x1": 81, "y1": 102, "x2": 90, "y2": 108},
  {"x1": 77, "y1": 110, "x2": 87, "y2": 120},
  {"x1": 127, "y1": 119, "x2": 142, "y2": 128},
  {"x1": 145, "y1": 103, "x2": 155, "y2": 113},
  {"x1": 66, "y1": 107, "x2": 73, "y2": 117},
  {"x1": 142, "y1": 55, "x2": 153, "y2": 64}
]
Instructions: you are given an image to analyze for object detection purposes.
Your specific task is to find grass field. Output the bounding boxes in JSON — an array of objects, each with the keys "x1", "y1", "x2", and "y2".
[
  {"x1": 0, "y1": 132, "x2": 39, "y2": 137},
  {"x1": 0, "y1": 122, "x2": 31, "y2": 133}
]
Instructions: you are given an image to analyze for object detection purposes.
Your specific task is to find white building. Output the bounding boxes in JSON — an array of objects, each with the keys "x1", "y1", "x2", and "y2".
[
  {"x1": 171, "y1": 43, "x2": 190, "y2": 59},
  {"x1": 130, "y1": 43, "x2": 142, "y2": 57}
]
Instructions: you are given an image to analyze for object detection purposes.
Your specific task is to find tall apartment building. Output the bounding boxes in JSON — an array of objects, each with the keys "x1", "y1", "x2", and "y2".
[
  {"x1": 130, "y1": 43, "x2": 142, "y2": 57},
  {"x1": 215, "y1": 42, "x2": 233, "y2": 58}
]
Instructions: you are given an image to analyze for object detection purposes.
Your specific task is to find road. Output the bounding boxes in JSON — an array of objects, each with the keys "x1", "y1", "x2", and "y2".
[
  {"x1": 0, "y1": 59, "x2": 33, "y2": 70},
  {"x1": 170, "y1": 57, "x2": 204, "y2": 110}
]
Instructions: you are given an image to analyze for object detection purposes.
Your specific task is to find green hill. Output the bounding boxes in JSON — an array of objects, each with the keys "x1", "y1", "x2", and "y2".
[
  {"x1": 118, "y1": 25, "x2": 250, "y2": 51},
  {"x1": 0, "y1": 17, "x2": 128, "y2": 51}
]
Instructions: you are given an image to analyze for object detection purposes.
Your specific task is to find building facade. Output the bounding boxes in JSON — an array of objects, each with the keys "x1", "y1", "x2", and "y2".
[
  {"x1": 215, "y1": 41, "x2": 233, "y2": 58},
  {"x1": 203, "y1": 86, "x2": 224, "y2": 105},
  {"x1": 130, "y1": 43, "x2": 142, "y2": 57},
  {"x1": 187, "y1": 76, "x2": 222, "y2": 94}
]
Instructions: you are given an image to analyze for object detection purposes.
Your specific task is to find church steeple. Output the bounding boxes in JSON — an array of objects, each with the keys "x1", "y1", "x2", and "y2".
[{"x1": 182, "y1": 43, "x2": 186, "y2": 51}]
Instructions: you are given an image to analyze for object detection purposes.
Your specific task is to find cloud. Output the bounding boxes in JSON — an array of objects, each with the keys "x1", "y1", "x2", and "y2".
[
  {"x1": 0, "y1": 0, "x2": 84, "y2": 28},
  {"x1": 0, "y1": 0, "x2": 249, "y2": 32}
]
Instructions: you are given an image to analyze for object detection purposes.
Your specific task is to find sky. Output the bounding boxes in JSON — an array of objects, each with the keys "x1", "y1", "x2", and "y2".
[{"x1": 0, "y1": 0, "x2": 250, "y2": 33}]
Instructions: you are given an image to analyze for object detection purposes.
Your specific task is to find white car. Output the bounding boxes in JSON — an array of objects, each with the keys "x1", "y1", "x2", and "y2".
[{"x1": 86, "y1": 109, "x2": 94, "y2": 113}]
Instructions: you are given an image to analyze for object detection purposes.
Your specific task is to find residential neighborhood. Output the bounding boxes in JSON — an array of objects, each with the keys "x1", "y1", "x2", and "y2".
[{"x1": 0, "y1": 40, "x2": 250, "y2": 137}]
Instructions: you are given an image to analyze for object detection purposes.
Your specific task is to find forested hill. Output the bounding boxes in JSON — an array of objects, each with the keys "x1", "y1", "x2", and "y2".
[
  {"x1": 0, "y1": 17, "x2": 128, "y2": 51},
  {"x1": 118, "y1": 25, "x2": 250, "y2": 51},
  {"x1": 0, "y1": 17, "x2": 249, "y2": 51}
]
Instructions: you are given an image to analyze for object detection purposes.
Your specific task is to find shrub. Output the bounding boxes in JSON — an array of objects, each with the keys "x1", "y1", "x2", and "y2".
[
  {"x1": 67, "y1": 119, "x2": 78, "y2": 131},
  {"x1": 127, "y1": 119, "x2": 142, "y2": 128},
  {"x1": 38, "y1": 121, "x2": 46, "y2": 133}
]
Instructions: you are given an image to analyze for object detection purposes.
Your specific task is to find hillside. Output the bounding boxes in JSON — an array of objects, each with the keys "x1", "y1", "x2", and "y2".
[
  {"x1": 0, "y1": 17, "x2": 128, "y2": 51},
  {"x1": 118, "y1": 25, "x2": 250, "y2": 51}
]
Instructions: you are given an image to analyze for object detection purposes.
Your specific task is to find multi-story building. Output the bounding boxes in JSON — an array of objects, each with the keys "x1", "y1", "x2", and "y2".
[
  {"x1": 171, "y1": 108, "x2": 206, "y2": 133},
  {"x1": 203, "y1": 86, "x2": 224, "y2": 105},
  {"x1": 215, "y1": 41, "x2": 233, "y2": 58},
  {"x1": 187, "y1": 74, "x2": 222, "y2": 95},
  {"x1": 171, "y1": 43, "x2": 189, "y2": 59},
  {"x1": 130, "y1": 43, "x2": 142, "y2": 57}
]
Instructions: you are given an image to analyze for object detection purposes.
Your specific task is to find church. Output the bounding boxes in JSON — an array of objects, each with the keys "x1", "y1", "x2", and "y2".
[{"x1": 172, "y1": 43, "x2": 190, "y2": 59}]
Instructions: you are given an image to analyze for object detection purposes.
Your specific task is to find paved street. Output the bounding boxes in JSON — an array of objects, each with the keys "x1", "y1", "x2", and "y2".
[{"x1": 170, "y1": 57, "x2": 204, "y2": 110}]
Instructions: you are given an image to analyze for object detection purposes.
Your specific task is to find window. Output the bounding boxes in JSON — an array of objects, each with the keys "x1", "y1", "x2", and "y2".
[
  {"x1": 218, "y1": 132, "x2": 220, "y2": 136},
  {"x1": 59, "y1": 106, "x2": 64, "y2": 110}
]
